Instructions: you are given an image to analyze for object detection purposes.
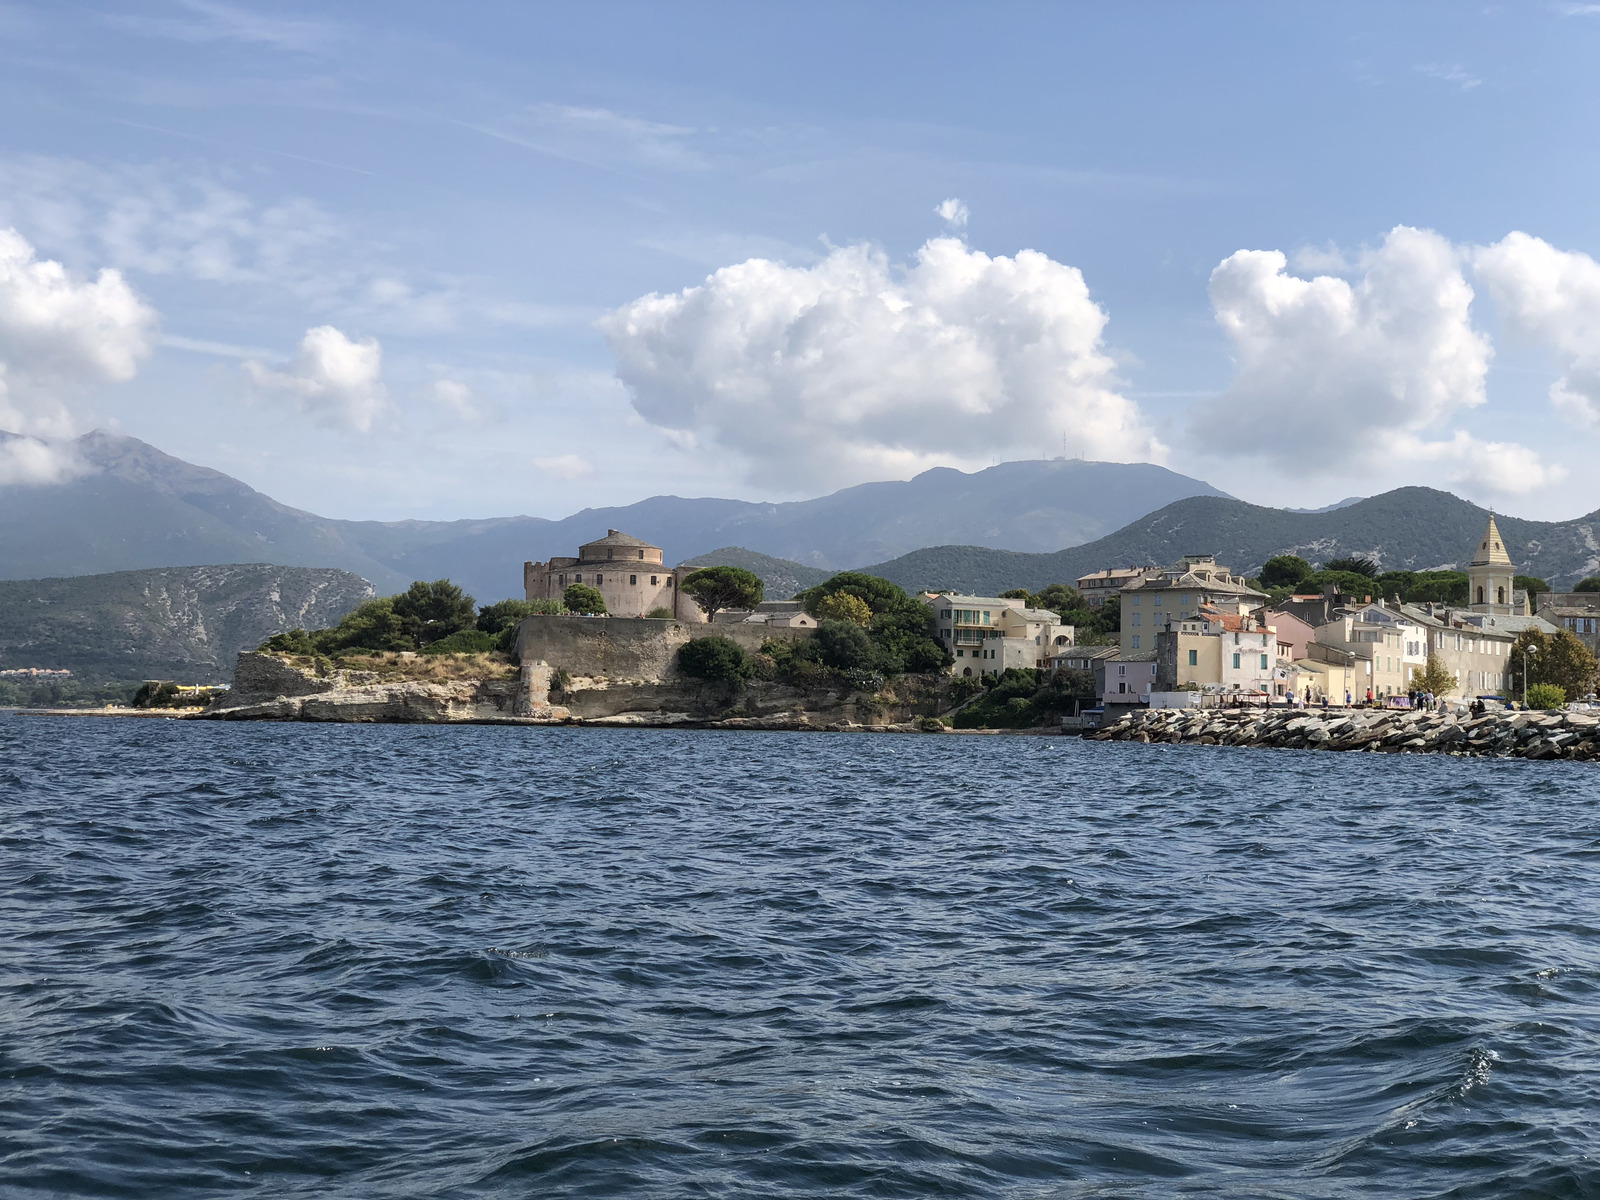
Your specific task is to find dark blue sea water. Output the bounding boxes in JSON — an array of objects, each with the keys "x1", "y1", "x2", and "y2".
[{"x1": 3, "y1": 716, "x2": 1599, "y2": 1198}]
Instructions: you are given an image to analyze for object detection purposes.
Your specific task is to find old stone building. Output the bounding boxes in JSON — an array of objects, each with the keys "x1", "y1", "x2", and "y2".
[{"x1": 523, "y1": 530, "x2": 709, "y2": 621}]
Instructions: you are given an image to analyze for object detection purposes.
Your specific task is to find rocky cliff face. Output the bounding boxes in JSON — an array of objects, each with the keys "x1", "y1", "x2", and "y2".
[
  {"x1": 0, "y1": 564, "x2": 374, "y2": 683},
  {"x1": 204, "y1": 653, "x2": 566, "y2": 723}
]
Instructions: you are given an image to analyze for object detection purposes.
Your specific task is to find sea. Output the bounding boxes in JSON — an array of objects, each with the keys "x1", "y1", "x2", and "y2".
[{"x1": 3, "y1": 715, "x2": 1599, "y2": 1198}]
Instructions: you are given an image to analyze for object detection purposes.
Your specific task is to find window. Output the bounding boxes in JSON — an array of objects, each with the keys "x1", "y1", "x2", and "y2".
[
  {"x1": 1232, "y1": 653, "x2": 1241, "y2": 669},
  {"x1": 630, "y1": 575, "x2": 637, "y2": 585},
  {"x1": 651, "y1": 576, "x2": 658, "y2": 586},
  {"x1": 1182, "y1": 593, "x2": 1190, "y2": 604},
  {"x1": 1119, "y1": 682, "x2": 1127, "y2": 694},
  {"x1": 1132, "y1": 596, "x2": 1140, "y2": 606},
  {"x1": 1188, "y1": 649, "x2": 1197, "y2": 666},
  {"x1": 558, "y1": 575, "x2": 565, "y2": 586},
  {"x1": 1260, "y1": 654, "x2": 1268, "y2": 670},
  {"x1": 607, "y1": 549, "x2": 614, "y2": 560},
  {"x1": 574, "y1": 573, "x2": 582, "y2": 583},
  {"x1": 596, "y1": 575, "x2": 604, "y2": 585},
  {"x1": 1118, "y1": 665, "x2": 1126, "y2": 675},
  {"x1": 956, "y1": 649, "x2": 964, "y2": 657},
  {"x1": 1151, "y1": 664, "x2": 1157, "y2": 676},
  {"x1": 1154, "y1": 595, "x2": 1163, "y2": 606},
  {"x1": 1131, "y1": 635, "x2": 1141, "y2": 649},
  {"x1": 638, "y1": 550, "x2": 645, "y2": 560},
  {"x1": 1132, "y1": 613, "x2": 1141, "y2": 627},
  {"x1": 1497, "y1": 586, "x2": 1505, "y2": 604},
  {"x1": 668, "y1": 577, "x2": 675, "y2": 587}
]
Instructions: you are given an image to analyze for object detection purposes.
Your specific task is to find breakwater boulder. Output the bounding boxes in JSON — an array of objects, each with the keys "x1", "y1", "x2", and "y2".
[{"x1": 1089, "y1": 707, "x2": 1600, "y2": 761}]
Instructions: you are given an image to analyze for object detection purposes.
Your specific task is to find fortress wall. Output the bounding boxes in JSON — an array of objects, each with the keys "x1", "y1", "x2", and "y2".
[{"x1": 515, "y1": 615, "x2": 811, "y2": 684}]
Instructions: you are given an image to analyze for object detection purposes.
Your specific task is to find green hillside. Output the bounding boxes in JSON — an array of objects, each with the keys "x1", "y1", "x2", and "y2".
[
  {"x1": 677, "y1": 547, "x2": 832, "y2": 599},
  {"x1": 853, "y1": 487, "x2": 1600, "y2": 595},
  {"x1": 0, "y1": 564, "x2": 374, "y2": 700}
]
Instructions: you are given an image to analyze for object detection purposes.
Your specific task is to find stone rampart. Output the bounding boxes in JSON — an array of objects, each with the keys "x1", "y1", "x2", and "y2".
[
  {"x1": 1089, "y1": 706, "x2": 1600, "y2": 760},
  {"x1": 514, "y1": 615, "x2": 810, "y2": 685}
]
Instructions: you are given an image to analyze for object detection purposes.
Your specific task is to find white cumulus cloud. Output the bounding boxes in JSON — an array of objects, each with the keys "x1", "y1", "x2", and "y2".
[
  {"x1": 1193, "y1": 224, "x2": 1559, "y2": 495},
  {"x1": 245, "y1": 325, "x2": 388, "y2": 432},
  {"x1": 599, "y1": 236, "x2": 1160, "y2": 490},
  {"x1": 0, "y1": 226, "x2": 157, "y2": 438},
  {"x1": 935, "y1": 198, "x2": 969, "y2": 228},
  {"x1": 1473, "y1": 231, "x2": 1600, "y2": 431},
  {"x1": 533, "y1": 453, "x2": 593, "y2": 480}
]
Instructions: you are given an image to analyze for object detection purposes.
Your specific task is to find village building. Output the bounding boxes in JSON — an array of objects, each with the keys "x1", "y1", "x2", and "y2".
[
  {"x1": 925, "y1": 593, "x2": 1074, "y2": 677},
  {"x1": 1095, "y1": 647, "x2": 1159, "y2": 709},
  {"x1": 1540, "y1": 591, "x2": 1600, "y2": 660},
  {"x1": 523, "y1": 530, "x2": 709, "y2": 621},
  {"x1": 1121, "y1": 555, "x2": 1268, "y2": 634},
  {"x1": 1073, "y1": 566, "x2": 1161, "y2": 608}
]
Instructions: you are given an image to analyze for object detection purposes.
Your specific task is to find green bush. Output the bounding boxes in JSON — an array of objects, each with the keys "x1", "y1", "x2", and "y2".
[
  {"x1": 393, "y1": 579, "x2": 476, "y2": 645},
  {"x1": 1526, "y1": 682, "x2": 1566, "y2": 709},
  {"x1": 645, "y1": 607, "x2": 675, "y2": 619},
  {"x1": 476, "y1": 599, "x2": 542, "y2": 633},
  {"x1": 418, "y1": 628, "x2": 497, "y2": 655},
  {"x1": 677, "y1": 636, "x2": 750, "y2": 683},
  {"x1": 315, "y1": 597, "x2": 413, "y2": 653},
  {"x1": 812, "y1": 618, "x2": 876, "y2": 670},
  {"x1": 563, "y1": 583, "x2": 607, "y2": 614}
]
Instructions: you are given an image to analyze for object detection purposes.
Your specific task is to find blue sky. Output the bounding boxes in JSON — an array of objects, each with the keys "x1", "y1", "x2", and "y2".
[{"x1": 2, "y1": 1, "x2": 1598, "y2": 520}]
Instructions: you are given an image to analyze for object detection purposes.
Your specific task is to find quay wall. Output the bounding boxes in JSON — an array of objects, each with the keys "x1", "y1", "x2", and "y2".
[{"x1": 1090, "y1": 706, "x2": 1600, "y2": 761}]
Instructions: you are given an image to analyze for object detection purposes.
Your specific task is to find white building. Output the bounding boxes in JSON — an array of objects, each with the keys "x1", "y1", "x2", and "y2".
[{"x1": 925, "y1": 593, "x2": 1074, "y2": 677}]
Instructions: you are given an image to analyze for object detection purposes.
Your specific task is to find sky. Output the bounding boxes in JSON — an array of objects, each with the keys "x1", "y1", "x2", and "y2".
[{"x1": 2, "y1": 1, "x2": 1599, "y2": 521}]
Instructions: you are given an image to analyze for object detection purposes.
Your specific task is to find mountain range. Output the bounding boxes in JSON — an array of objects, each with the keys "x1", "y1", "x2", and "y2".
[
  {"x1": 847, "y1": 488, "x2": 1600, "y2": 595},
  {"x1": 0, "y1": 431, "x2": 1226, "y2": 602},
  {"x1": 0, "y1": 564, "x2": 373, "y2": 685},
  {"x1": 3, "y1": 431, "x2": 1597, "y2": 608}
]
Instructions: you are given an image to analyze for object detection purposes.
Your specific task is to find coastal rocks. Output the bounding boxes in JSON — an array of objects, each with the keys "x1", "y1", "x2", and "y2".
[
  {"x1": 201, "y1": 653, "x2": 568, "y2": 724},
  {"x1": 1090, "y1": 707, "x2": 1600, "y2": 762}
]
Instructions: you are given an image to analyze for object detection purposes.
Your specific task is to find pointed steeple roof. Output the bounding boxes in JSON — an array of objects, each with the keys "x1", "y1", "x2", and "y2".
[{"x1": 1470, "y1": 514, "x2": 1512, "y2": 567}]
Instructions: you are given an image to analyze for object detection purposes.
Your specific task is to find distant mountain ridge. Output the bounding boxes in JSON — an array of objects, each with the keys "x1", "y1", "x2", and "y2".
[
  {"x1": 848, "y1": 487, "x2": 1600, "y2": 595},
  {"x1": 0, "y1": 564, "x2": 373, "y2": 684},
  {"x1": 0, "y1": 431, "x2": 1228, "y2": 601}
]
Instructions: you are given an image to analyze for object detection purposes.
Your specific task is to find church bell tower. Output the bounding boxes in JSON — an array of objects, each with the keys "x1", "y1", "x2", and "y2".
[{"x1": 1468, "y1": 514, "x2": 1515, "y2": 615}]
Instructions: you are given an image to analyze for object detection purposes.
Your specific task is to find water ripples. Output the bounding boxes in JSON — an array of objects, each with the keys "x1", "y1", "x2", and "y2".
[{"x1": 3, "y1": 716, "x2": 1599, "y2": 1196}]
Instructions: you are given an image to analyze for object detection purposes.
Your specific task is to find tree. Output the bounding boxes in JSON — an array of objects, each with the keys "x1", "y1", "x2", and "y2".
[
  {"x1": 812, "y1": 618, "x2": 876, "y2": 670},
  {"x1": 1544, "y1": 629, "x2": 1599, "y2": 700},
  {"x1": 1527, "y1": 682, "x2": 1566, "y2": 710},
  {"x1": 476, "y1": 599, "x2": 543, "y2": 634},
  {"x1": 319, "y1": 596, "x2": 413, "y2": 652},
  {"x1": 1260, "y1": 554, "x2": 1314, "y2": 589},
  {"x1": 1324, "y1": 557, "x2": 1379, "y2": 578},
  {"x1": 1299, "y1": 569, "x2": 1383, "y2": 598},
  {"x1": 798, "y1": 571, "x2": 910, "y2": 618},
  {"x1": 1409, "y1": 654, "x2": 1457, "y2": 697},
  {"x1": 676, "y1": 636, "x2": 750, "y2": 683},
  {"x1": 563, "y1": 583, "x2": 607, "y2": 614},
  {"x1": 813, "y1": 592, "x2": 872, "y2": 625},
  {"x1": 1576, "y1": 577, "x2": 1600, "y2": 593},
  {"x1": 393, "y1": 580, "x2": 476, "y2": 645},
  {"x1": 680, "y1": 566, "x2": 764, "y2": 620}
]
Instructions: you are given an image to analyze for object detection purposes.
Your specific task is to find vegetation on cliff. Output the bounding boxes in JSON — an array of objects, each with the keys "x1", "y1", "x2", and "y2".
[
  {"x1": 949, "y1": 667, "x2": 1096, "y2": 729},
  {"x1": 795, "y1": 572, "x2": 949, "y2": 673},
  {"x1": 261, "y1": 578, "x2": 542, "y2": 661}
]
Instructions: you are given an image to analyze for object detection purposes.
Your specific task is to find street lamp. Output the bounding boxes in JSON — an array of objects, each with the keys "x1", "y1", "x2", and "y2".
[{"x1": 1522, "y1": 643, "x2": 1538, "y2": 708}]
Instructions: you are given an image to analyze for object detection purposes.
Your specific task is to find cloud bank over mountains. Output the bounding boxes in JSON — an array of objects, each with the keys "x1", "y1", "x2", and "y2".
[
  {"x1": 2, "y1": 205, "x2": 1598, "y2": 508},
  {"x1": 601, "y1": 235, "x2": 1161, "y2": 490},
  {"x1": 604, "y1": 220, "x2": 1592, "y2": 499}
]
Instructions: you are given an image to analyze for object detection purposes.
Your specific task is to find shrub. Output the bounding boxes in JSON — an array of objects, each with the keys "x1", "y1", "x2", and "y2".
[
  {"x1": 393, "y1": 580, "x2": 476, "y2": 645},
  {"x1": 677, "y1": 636, "x2": 750, "y2": 683},
  {"x1": 419, "y1": 628, "x2": 497, "y2": 655},
  {"x1": 1527, "y1": 682, "x2": 1566, "y2": 709},
  {"x1": 563, "y1": 583, "x2": 607, "y2": 614},
  {"x1": 1576, "y1": 577, "x2": 1600, "y2": 593},
  {"x1": 645, "y1": 607, "x2": 675, "y2": 619},
  {"x1": 260, "y1": 628, "x2": 320, "y2": 655}
]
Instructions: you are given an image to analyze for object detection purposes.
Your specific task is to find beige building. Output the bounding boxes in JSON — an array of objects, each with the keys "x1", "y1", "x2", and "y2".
[
  {"x1": 1154, "y1": 608, "x2": 1278, "y2": 696},
  {"x1": 926, "y1": 593, "x2": 1074, "y2": 677},
  {"x1": 1122, "y1": 555, "x2": 1268, "y2": 641},
  {"x1": 1074, "y1": 566, "x2": 1160, "y2": 608},
  {"x1": 524, "y1": 530, "x2": 708, "y2": 621}
]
